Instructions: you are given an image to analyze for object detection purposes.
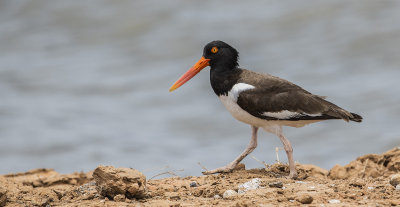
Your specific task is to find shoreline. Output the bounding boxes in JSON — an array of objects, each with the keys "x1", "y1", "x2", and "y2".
[{"x1": 1, "y1": 147, "x2": 399, "y2": 206}]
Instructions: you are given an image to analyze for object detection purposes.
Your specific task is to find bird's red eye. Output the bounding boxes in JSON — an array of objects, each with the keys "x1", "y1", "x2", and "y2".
[{"x1": 211, "y1": 47, "x2": 218, "y2": 54}]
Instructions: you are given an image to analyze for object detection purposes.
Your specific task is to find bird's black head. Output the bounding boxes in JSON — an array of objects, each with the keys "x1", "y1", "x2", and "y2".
[
  {"x1": 169, "y1": 40, "x2": 239, "y2": 92},
  {"x1": 203, "y1": 40, "x2": 239, "y2": 69}
]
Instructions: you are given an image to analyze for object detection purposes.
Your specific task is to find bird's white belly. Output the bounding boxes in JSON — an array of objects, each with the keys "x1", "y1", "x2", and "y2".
[{"x1": 219, "y1": 95, "x2": 268, "y2": 127}]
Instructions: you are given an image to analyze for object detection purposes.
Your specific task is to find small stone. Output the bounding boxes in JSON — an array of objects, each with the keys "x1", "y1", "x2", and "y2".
[
  {"x1": 169, "y1": 194, "x2": 180, "y2": 200},
  {"x1": 214, "y1": 194, "x2": 221, "y2": 199},
  {"x1": 389, "y1": 174, "x2": 400, "y2": 187},
  {"x1": 277, "y1": 197, "x2": 285, "y2": 202},
  {"x1": 113, "y1": 194, "x2": 126, "y2": 202},
  {"x1": 390, "y1": 200, "x2": 400, "y2": 206},
  {"x1": 223, "y1": 190, "x2": 238, "y2": 198},
  {"x1": 31, "y1": 197, "x2": 51, "y2": 207},
  {"x1": 190, "y1": 181, "x2": 197, "y2": 187},
  {"x1": 75, "y1": 181, "x2": 97, "y2": 200},
  {"x1": 367, "y1": 186, "x2": 374, "y2": 190},
  {"x1": 295, "y1": 181, "x2": 306, "y2": 184},
  {"x1": 269, "y1": 181, "x2": 283, "y2": 188},
  {"x1": 328, "y1": 199, "x2": 341, "y2": 204},
  {"x1": 296, "y1": 194, "x2": 313, "y2": 204},
  {"x1": 396, "y1": 184, "x2": 400, "y2": 191},
  {"x1": 238, "y1": 178, "x2": 261, "y2": 194},
  {"x1": 348, "y1": 193, "x2": 357, "y2": 200},
  {"x1": 349, "y1": 178, "x2": 365, "y2": 187}
]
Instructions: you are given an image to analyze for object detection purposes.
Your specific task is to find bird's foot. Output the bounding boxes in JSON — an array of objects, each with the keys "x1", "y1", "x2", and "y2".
[
  {"x1": 202, "y1": 163, "x2": 237, "y2": 175},
  {"x1": 287, "y1": 171, "x2": 298, "y2": 180}
]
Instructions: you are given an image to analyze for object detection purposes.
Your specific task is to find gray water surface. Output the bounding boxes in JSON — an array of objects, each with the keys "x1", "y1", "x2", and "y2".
[{"x1": 0, "y1": 0, "x2": 399, "y2": 177}]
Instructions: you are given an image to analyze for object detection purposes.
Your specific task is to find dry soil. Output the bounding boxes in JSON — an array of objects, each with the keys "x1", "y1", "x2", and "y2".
[{"x1": 1, "y1": 148, "x2": 400, "y2": 206}]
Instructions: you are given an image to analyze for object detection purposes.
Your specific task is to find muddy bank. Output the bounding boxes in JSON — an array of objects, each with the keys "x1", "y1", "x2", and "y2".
[{"x1": 1, "y1": 148, "x2": 400, "y2": 206}]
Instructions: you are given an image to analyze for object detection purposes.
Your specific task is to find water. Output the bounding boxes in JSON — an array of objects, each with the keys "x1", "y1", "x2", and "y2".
[{"x1": 0, "y1": 0, "x2": 399, "y2": 177}]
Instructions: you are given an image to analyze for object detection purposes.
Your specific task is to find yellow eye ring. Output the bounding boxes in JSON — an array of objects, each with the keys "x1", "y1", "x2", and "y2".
[{"x1": 211, "y1": 47, "x2": 218, "y2": 53}]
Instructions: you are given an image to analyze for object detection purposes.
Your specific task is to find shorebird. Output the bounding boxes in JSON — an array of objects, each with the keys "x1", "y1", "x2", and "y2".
[{"x1": 169, "y1": 40, "x2": 362, "y2": 178}]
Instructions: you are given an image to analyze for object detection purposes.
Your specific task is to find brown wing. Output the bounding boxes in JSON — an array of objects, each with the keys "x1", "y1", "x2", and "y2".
[{"x1": 236, "y1": 69, "x2": 361, "y2": 121}]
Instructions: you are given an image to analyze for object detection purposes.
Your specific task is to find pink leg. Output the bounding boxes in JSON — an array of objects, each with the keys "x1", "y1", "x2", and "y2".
[
  {"x1": 276, "y1": 130, "x2": 297, "y2": 179},
  {"x1": 263, "y1": 125, "x2": 297, "y2": 179},
  {"x1": 202, "y1": 126, "x2": 259, "y2": 175}
]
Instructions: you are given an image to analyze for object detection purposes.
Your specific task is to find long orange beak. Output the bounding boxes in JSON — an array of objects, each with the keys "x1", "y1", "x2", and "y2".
[{"x1": 169, "y1": 56, "x2": 210, "y2": 92}]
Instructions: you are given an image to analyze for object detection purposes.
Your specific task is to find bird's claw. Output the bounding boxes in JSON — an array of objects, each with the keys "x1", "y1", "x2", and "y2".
[{"x1": 201, "y1": 165, "x2": 235, "y2": 175}]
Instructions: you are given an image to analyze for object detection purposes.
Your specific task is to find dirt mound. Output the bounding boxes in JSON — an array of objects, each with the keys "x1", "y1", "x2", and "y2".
[
  {"x1": 0, "y1": 168, "x2": 93, "y2": 207},
  {"x1": 329, "y1": 147, "x2": 400, "y2": 179},
  {"x1": 1, "y1": 148, "x2": 399, "y2": 206}
]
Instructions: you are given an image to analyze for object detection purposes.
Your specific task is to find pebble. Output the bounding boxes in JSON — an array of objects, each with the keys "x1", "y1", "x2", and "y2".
[
  {"x1": 328, "y1": 199, "x2": 341, "y2": 204},
  {"x1": 238, "y1": 178, "x2": 261, "y2": 194},
  {"x1": 268, "y1": 181, "x2": 283, "y2": 188},
  {"x1": 396, "y1": 184, "x2": 400, "y2": 191},
  {"x1": 223, "y1": 190, "x2": 238, "y2": 198},
  {"x1": 296, "y1": 194, "x2": 313, "y2": 204},
  {"x1": 214, "y1": 194, "x2": 221, "y2": 199},
  {"x1": 367, "y1": 186, "x2": 374, "y2": 190},
  {"x1": 389, "y1": 174, "x2": 400, "y2": 187},
  {"x1": 295, "y1": 181, "x2": 306, "y2": 184},
  {"x1": 349, "y1": 178, "x2": 365, "y2": 187},
  {"x1": 113, "y1": 194, "x2": 126, "y2": 202},
  {"x1": 390, "y1": 200, "x2": 400, "y2": 206},
  {"x1": 189, "y1": 181, "x2": 198, "y2": 187},
  {"x1": 169, "y1": 194, "x2": 180, "y2": 200}
]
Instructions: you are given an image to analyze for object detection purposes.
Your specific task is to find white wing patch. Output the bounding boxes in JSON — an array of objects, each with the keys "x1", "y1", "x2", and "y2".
[
  {"x1": 262, "y1": 110, "x2": 300, "y2": 119},
  {"x1": 229, "y1": 83, "x2": 255, "y2": 101},
  {"x1": 262, "y1": 110, "x2": 322, "y2": 119}
]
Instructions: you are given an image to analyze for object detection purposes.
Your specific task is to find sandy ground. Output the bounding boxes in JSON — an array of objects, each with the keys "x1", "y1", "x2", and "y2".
[{"x1": 1, "y1": 148, "x2": 400, "y2": 207}]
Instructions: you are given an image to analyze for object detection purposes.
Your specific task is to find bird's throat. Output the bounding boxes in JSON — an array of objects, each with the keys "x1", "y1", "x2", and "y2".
[{"x1": 210, "y1": 67, "x2": 242, "y2": 96}]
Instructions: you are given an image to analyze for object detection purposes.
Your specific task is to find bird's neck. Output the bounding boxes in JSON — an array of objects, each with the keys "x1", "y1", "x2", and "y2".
[
  {"x1": 210, "y1": 58, "x2": 238, "y2": 70},
  {"x1": 210, "y1": 67, "x2": 242, "y2": 96}
]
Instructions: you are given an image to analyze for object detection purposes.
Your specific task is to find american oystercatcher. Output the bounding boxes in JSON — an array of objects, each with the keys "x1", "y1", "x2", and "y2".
[{"x1": 169, "y1": 40, "x2": 362, "y2": 178}]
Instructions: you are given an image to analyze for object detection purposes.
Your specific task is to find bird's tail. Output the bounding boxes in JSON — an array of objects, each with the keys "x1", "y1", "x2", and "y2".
[
  {"x1": 327, "y1": 106, "x2": 363, "y2": 123},
  {"x1": 350, "y1": 112, "x2": 363, "y2": 122},
  {"x1": 315, "y1": 96, "x2": 363, "y2": 123}
]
